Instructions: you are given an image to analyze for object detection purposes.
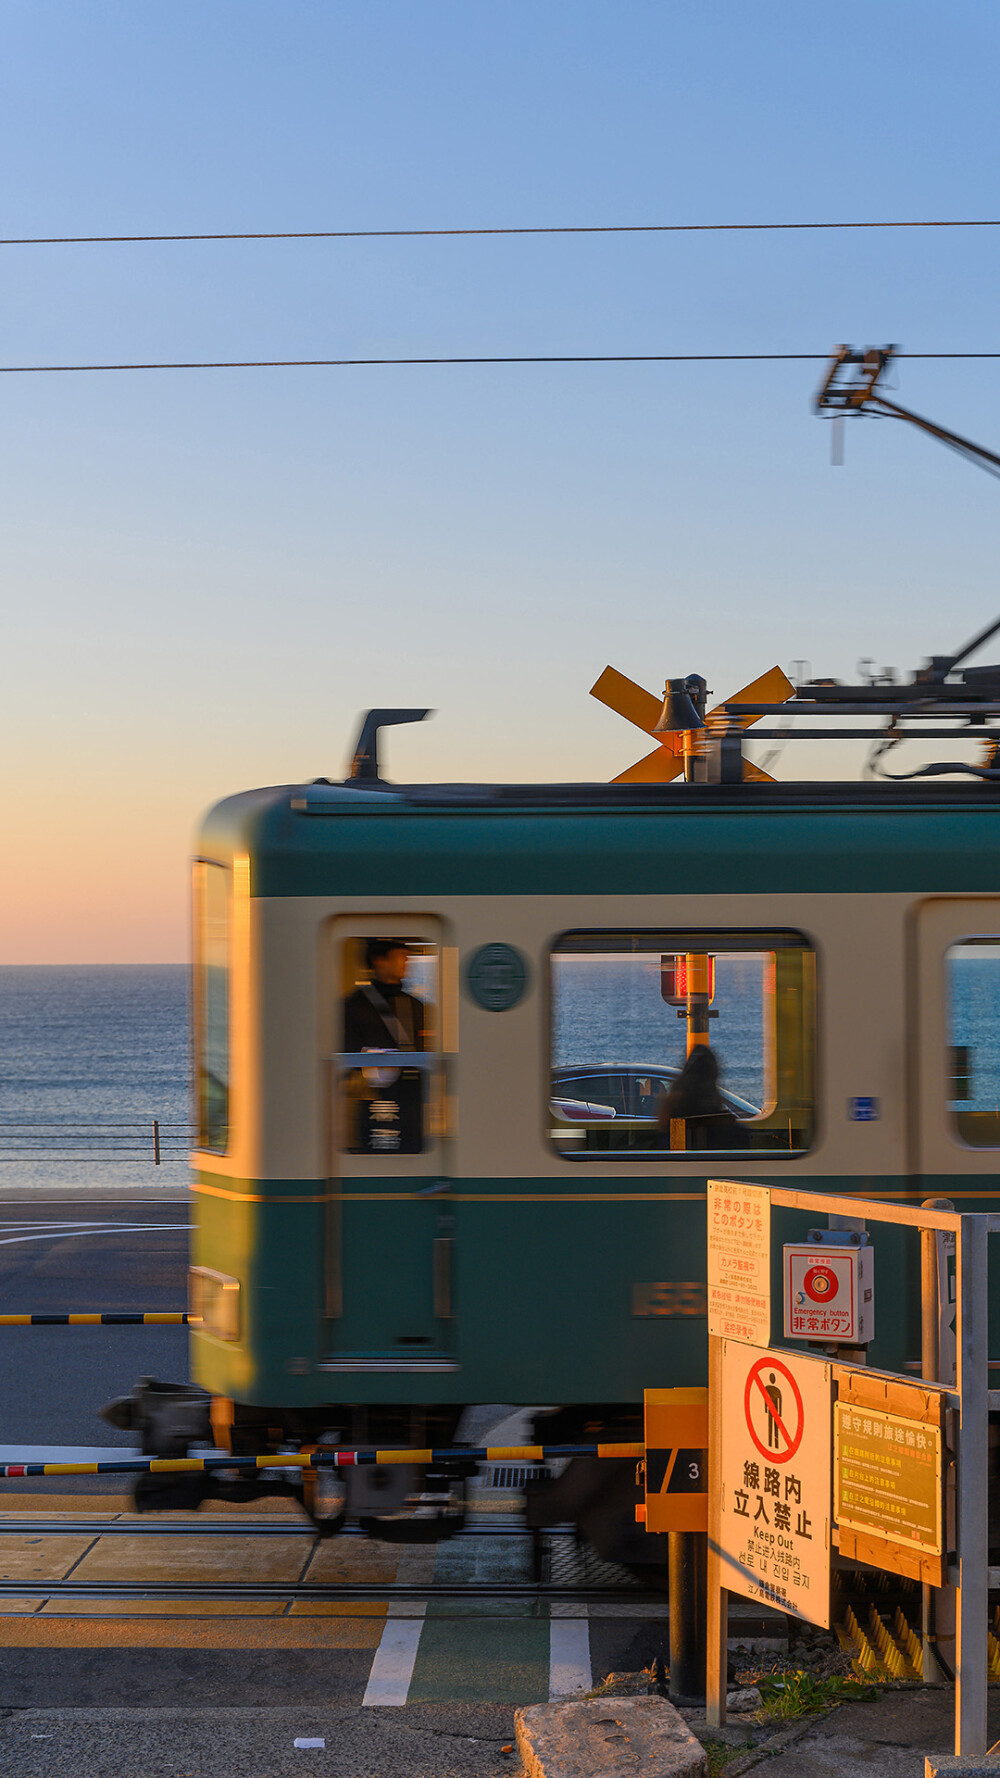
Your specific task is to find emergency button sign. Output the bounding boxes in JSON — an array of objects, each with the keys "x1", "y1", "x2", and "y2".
[{"x1": 783, "y1": 1242, "x2": 873, "y2": 1343}]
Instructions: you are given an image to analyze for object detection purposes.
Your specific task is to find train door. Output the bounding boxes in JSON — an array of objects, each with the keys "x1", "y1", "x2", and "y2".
[
  {"x1": 909, "y1": 897, "x2": 1000, "y2": 1193},
  {"x1": 323, "y1": 916, "x2": 459, "y2": 1370}
]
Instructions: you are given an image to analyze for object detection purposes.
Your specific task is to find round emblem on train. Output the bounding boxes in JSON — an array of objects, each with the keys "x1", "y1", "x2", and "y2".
[{"x1": 464, "y1": 943, "x2": 528, "y2": 1011}]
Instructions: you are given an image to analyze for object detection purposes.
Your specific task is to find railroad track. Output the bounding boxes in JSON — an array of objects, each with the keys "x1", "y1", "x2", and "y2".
[
  {"x1": 0, "y1": 1579, "x2": 660, "y2": 1604},
  {"x1": 0, "y1": 1517, "x2": 566, "y2": 1537},
  {"x1": 0, "y1": 1515, "x2": 661, "y2": 1606}
]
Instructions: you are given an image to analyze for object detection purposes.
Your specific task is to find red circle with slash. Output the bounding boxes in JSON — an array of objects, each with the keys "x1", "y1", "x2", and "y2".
[
  {"x1": 803, "y1": 1263, "x2": 838, "y2": 1303},
  {"x1": 744, "y1": 1356, "x2": 804, "y2": 1463}
]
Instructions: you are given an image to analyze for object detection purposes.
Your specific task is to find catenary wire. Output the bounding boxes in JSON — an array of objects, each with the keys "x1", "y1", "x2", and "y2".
[
  {"x1": 1, "y1": 351, "x2": 999, "y2": 374},
  {"x1": 5, "y1": 218, "x2": 1000, "y2": 245}
]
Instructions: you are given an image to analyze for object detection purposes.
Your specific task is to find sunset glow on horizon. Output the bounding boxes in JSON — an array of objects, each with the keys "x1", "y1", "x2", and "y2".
[{"x1": 4, "y1": 2, "x2": 1000, "y2": 963}]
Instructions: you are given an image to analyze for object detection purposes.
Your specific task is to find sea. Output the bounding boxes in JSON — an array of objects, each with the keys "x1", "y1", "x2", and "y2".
[
  {"x1": 0, "y1": 967, "x2": 189, "y2": 1189},
  {"x1": 0, "y1": 951, "x2": 997, "y2": 1188}
]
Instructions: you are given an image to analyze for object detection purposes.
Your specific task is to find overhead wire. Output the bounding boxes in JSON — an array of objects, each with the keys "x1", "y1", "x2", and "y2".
[
  {"x1": 2, "y1": 351, "x2": 999, "y2": 375},
  {"x1": 5, "y1": 218, "x2": 1000, "y2": 246}
]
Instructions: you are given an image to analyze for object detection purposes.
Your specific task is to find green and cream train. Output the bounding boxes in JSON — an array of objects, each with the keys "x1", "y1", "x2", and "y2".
[
  {"x1": 175, "y1": 707, "x2": 1000, "y2": 1537},
  {"x1": 180, "y1": 718, "x2": 1000, "y2": 1472}
]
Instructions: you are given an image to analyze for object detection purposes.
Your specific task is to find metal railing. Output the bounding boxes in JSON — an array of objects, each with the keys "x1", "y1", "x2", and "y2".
[{"x1": 0, "y1": 1120, "x2": 189, "y2": 1165}]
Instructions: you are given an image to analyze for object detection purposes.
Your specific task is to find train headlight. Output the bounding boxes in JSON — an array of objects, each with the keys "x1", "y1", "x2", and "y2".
[{"x1": 189, "y1": 1266, "x2": 241, "y2": 1342}]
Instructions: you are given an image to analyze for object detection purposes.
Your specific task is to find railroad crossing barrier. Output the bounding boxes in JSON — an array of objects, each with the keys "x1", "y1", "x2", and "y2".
[
  {"x1": 0, "y1": 1312, "x2": 197, "y2": 1325},
  {"x1": 0, "y1": 1441, "x2": 643, "y2": 1479}
]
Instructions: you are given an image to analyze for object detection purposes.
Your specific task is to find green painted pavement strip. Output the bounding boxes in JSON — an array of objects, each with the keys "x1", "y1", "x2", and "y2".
[{"x1": 407, "y1": 1604, "x2": 551, "y2": 1705}]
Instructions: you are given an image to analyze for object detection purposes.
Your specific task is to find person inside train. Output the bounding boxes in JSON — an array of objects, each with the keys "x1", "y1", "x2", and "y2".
[
  {"x1": 656, "y1": 1045, "x2": 749, "y2": 1150},
  {"x1": 343, "y1": 940, "x2": 430, "y2": 1153}
]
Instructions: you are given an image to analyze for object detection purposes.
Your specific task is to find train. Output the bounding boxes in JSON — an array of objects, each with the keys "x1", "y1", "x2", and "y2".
[{"x1": 105, "y1": 684, "x2": 1000, "y2": 1556}]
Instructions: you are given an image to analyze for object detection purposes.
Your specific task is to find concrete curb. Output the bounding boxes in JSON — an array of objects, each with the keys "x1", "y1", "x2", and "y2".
[
  {"x1": 923, "y1": 1759, "x2": 1000, "y2": 1775},
  {"x1": 516, "y1": 1697, "x2": 707, "y2": 1778}
]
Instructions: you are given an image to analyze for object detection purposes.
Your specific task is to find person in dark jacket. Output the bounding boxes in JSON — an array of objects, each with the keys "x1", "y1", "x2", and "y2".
[
  {"x1": 343, "y1": 939, "x2": 429, "y2": 1055},
  {"x1": 656, "y1": 1046, "x2": 750, "y2": 1150},
  {"x1": 342, "y1": 940, "x2": 430, "y2": 1154}
]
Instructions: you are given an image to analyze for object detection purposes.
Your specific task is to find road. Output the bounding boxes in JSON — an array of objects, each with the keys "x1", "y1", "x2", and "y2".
[{"x1": 0, "y1": 1193, "x2": 191, "y2": 1446}]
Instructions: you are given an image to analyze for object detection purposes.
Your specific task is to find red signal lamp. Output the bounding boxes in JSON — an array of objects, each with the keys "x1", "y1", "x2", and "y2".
[{"x1": 661, "y1": 954, "x2": 716, "y2": 1008}]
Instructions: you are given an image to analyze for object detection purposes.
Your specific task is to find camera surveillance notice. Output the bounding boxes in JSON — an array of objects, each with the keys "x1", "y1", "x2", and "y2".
[
  {"x1": 718, "y1": 1339, "x2": 831, "y2": 1627},
  {"x1": 707, "y1": 1180, "x2": 771, "y2": 1345}
]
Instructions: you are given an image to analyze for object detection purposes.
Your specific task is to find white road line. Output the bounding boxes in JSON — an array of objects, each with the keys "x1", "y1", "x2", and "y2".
[
  {"x1": 0, "y1": 1224, "x2": 192, "y2": 1247},
  {"x1": 549, "y1": 1617, "x2": 592, "y2": 1698},
  {"x1": 0, "y1": 1221, "x2": 166, "y2": 1231},
  {"x1": 0, "y1": 1445, "x2": 141, "y2": 1462},
  {"x1": 362, "y1": 1614, "x2": 425, "y2": 1706}
]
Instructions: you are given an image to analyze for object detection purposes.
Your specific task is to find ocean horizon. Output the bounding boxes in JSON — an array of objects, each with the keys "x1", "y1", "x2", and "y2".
[
  {"x1": 0, "y1": 965, "x2": 189, "y2": 1189},
  {"x1": 1, "y1": 953, "x2": 995, "y2": 1187}
]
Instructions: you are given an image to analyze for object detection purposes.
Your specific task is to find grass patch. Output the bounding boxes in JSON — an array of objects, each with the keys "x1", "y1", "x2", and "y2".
[
  {"x1": 703, "y1": 1742, "x2": 744, "y2": 1776},
  {"x1": 757, "y1": 1669, "x2": 879, "y2": 1720}
]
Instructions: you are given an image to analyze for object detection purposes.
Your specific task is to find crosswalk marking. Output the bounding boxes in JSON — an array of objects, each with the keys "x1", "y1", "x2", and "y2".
[
  {"x1": 549, "y1": 1617, "x2": 591, "y2": 1698},
  {"x1": 362, "y1": 1614, "x2": 425, "y2": 1705}
]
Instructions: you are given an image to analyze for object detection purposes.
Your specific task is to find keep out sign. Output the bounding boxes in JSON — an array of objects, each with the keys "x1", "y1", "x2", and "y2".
[{"x1": 718, "y1": 1341, "x2": 832, "y2": 1627}]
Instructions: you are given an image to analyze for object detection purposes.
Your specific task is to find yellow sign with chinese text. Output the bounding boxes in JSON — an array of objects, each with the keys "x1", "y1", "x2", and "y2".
[{"x1": 834, "y1": 1401, "x2": 942, "y2": 1555}]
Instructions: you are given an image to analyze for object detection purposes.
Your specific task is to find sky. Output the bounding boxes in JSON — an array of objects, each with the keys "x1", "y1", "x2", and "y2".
[{"x1": 3, "y1": 0, "x2": 1000, "y2": 961}]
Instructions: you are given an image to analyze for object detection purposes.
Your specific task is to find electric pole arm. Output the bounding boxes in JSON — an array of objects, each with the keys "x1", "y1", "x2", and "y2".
[{"x1": 815, "y1": 346, "x2": 1000, "y2": 480}]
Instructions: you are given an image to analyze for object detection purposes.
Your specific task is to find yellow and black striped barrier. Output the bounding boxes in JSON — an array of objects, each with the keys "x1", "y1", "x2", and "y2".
[
  {"x1": 0, "y1": 1313, "x2": 198, "y2": 1326},
  {"x1": 0, "y1": 1441, "x2": 643, "y2": 1479}
]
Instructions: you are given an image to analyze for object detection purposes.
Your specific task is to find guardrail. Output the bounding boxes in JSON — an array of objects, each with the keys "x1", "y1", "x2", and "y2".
[{"x1": 0, "y1": 1119, "x2": 188, "y2": 1165}]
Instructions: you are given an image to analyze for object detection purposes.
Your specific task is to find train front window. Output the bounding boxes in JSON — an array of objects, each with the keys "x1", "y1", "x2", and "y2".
[
  {"x1": 338, "y1": 937, "x2": 439, "y2": 1156},
  {"x1": 946, "y1": 938, "x2": 1000, "y2": 1146},
  {"x1": 192, "y1": 861, "x2": 230, "y2": 1153},
  {"x1": 549, "y1": 931, "x2": 816, "y2": 1159}
]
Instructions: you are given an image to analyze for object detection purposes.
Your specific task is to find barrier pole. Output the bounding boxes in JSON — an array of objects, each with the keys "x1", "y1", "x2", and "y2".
[
  {"x1": 954, "y1": 1212, "x2": 989, "y2": 1758},
  {"x1": 921, "y1": 1198, "x2": 953, "y2": 1685},
  {"x1": 152, "y1": 1119, "x2": 161, "y2": 1165},
  {"x1": 705, "y1": 1331, "x2": 727, "y2": 1728},
  {"x1": 668, "y1": 1532, "x2": 706, "y2": 1704}
]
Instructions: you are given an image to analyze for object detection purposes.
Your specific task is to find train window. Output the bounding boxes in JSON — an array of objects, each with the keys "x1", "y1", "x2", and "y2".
[
  {"x1": 338, "y1": 936, "x2": 439, "y2": 1155},
  {"x1": 946, "y1": 938, "x2": 1000, "y2": 1146},
  {"x1": 192, "y1": 861, "x2": 229, "y2": 1152},
  {"x1": 549, "y1": 931, "x2": 815, "y2": 1159}
]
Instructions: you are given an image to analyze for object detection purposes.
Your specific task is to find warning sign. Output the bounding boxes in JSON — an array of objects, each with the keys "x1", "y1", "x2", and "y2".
[
  {"x1": 707, "y1": 1180, "x2": 771, "y2": 1345},
  {"x1": 744, "y1": 1356, "x2": 805, "y2": 1462},
  {"x1": 832, "y1": 1371, "x2": 947, "y2": 1585},
  {"x1": 834, "y1": 1402, "x2": 942, "y2": 1553},
  {"x1": 783, "y1": 1243, "x2": 873, "y2": 1343},
  {"x1": 718, "y1": 1340, "x2": 831, "y2": 1626}
]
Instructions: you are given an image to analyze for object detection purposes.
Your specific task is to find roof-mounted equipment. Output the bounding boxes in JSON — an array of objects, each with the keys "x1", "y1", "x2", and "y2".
[{"x1": 347, "y1": 709, "x2": 431, "y2": 784}]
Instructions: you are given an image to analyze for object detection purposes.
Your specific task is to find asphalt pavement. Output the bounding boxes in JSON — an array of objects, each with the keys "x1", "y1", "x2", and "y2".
[
  {"x1": 0, "y1": 1703, "x2": 518, "y2": 1778},
  {"x1": 0, "y1": 1189, "x2": 191, "y2": 1447}
]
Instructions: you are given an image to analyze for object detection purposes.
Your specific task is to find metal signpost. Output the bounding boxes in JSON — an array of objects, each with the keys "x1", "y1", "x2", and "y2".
[{"x1": 704, "y1": 1183, "x2": 994, "y2": 1761}]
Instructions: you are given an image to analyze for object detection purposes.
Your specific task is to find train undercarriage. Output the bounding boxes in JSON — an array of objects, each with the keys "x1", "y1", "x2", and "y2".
[{"x1": 100, "y1": 1379, "x2": 668, "y2": 1571}]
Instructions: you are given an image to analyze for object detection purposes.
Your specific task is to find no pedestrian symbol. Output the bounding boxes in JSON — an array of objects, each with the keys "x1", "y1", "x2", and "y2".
[{"x1": 744, "y1": 1356, "x2": 804, "y2": 1463}]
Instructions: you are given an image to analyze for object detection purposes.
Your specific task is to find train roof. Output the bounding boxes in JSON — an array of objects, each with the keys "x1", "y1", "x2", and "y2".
[{"x1": 197, "y1": 776, "x2": 1000, "y2": 899}]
